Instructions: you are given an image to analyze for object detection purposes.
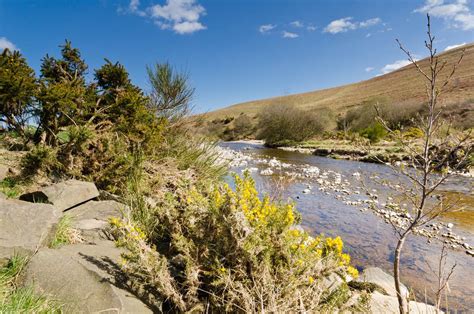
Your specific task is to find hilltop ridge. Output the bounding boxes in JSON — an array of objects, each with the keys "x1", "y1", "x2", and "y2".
[{"x1": 204, "y1": 43, "x2": 474, "y2": 121}]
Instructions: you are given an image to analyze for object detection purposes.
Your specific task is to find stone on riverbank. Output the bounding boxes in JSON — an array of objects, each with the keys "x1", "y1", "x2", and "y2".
[
  {"x1": 20, "y1": 180, "x2": 99, "y2": 211},
  {"x1": 25, "y1": 240, "x2": 152, "y2": 313},
  {"x1": 370, "y1": 292, "x2": 440, "y2": 313},
  {"x1": 356, "y1": 267, "x2": 409, "y2": 299},
  {"x1": 0, "y1": 198, "x2": 60, "y2": 263},
  {"x1": 68, "y1": 200, "x2": 125, "y2": 242}
]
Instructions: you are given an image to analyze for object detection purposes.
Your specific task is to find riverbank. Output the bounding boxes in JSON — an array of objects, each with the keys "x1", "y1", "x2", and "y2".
[{"x1": 270, "y1": 139, "x2": 474, "y2": 176}]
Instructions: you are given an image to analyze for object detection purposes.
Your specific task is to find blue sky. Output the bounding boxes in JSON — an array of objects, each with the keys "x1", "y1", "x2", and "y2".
[{"x1": 1, "y1": 0, "x2": 474, "y2": 113}]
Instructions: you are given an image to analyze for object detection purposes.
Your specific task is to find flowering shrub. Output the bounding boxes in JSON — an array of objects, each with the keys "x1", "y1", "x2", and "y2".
[{"x1": 110, "y1": 172, "x2": 359, "y2": 312}]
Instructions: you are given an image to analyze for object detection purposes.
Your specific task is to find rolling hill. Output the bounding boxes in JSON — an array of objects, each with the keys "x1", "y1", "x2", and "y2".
[{"x1": 204, "y1": 43, "x2": 474, "y2": 124}]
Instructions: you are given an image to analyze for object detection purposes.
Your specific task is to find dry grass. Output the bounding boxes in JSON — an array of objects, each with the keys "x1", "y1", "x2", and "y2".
[{"x1": 203, "y1": 43, "x2": 474, "y2": 124}]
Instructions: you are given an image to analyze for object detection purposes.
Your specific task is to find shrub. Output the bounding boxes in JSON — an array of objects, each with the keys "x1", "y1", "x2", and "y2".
[
  {"x1": 402, "y1": 127, "x2": 424, "y2": 139},
  {"x1": 257, "y1": 104, "x2": 325, "y2": 146},
  {"x1": 231, "y1": 113, "x2": 254, "y2": 139},
  {"x1": 21, "y1": 145, "x2": 61, "y2": 177},
  {"x1": 359, "y1": 122, "x2": 387, "y2": 143},
  {"x1": 338, "y1": 100, "x2": 424, "y2": 133},
  {"x1": 110, "y1": 172, "x2": 358, "y2": 312}
]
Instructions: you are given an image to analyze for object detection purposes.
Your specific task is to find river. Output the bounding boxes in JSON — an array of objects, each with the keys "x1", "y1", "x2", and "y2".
[{"x1": 220, "y1": 141, "x2": 474, "y2": 311}]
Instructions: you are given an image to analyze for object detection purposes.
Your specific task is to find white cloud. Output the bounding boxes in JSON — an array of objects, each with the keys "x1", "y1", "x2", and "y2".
[
  {"x1": 259, "y1": 24, "x2": 276, "y2": 33},
  {"x1": 150, "y1": 0, "x2": 206, "y2": 34},
  {"x1": 365, "y1": 67, "x2": 374, "y2": 72},
  {"x1": 173, "y1": 21, "x2": 206, "y2": 34},
  {"x1": 444, "y1": 42, "x2": 466, "y2": 50},
  {"x1": 307, "y1": 25, "x2": 317, "y2": 31},
  {"x1": 359, "y1": 17, "x2": 382, "y2": 28},
  {"x1": 415, "y1": 0, "x2": 474, "y2": 30},
  {"x1": 323, "y1": 17, "x2": 357, "y2": 34},
  {"x1": 282, "y1": 31, "x2": 299, "y2": 38},
  {"x1": 323, "y1": 17, "x2": 381, "y2": 34},
  {"x1": 290, "y1": 20, "x2": 304, "y2": 27},
  {"x1": 0, "y1": 37, "x2": 17, "y2": 51},
  {"x1": 125, "y1": 0, "x2": 206, "y2": 34},
  {"x1": 380, "y1": 59, "x2": 413, "y2": 74}
]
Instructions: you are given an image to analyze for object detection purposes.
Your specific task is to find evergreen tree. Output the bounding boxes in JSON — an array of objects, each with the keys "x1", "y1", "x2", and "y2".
[
  {"x1": 36, "y1": 40, "x2": 90, "y2": 146},
  {"x1": 0, "y1": 49, "x2": 37, "y2": 139}
]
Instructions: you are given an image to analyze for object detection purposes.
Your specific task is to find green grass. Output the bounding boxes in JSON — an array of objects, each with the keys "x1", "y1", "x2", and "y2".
[
  {"x1": 49, "y1": 215, "x2": 82, "y2": 249},
  {"x1": 0, "y1": 178, "x2": 21, "y2": 199},
  {"x1": 0, "y1": 255, "x2": 62, "y2": 313}
]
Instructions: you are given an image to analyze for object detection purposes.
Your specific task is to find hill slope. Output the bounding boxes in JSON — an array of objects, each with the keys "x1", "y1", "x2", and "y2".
[{"x1": 205, "y1": 43, "x2": 474, "y2": 122}]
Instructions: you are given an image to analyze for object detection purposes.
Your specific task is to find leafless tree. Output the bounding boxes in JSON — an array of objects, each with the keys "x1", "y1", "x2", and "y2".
[
  {"x1": 426, "y1": 244, "x2": 456, "y2": 312},
  {"x1": 369, "y1": 14, "x2": 472, "y2": 314}
]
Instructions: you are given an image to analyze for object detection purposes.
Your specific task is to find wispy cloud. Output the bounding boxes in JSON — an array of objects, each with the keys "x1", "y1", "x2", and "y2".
[
  {"x1": 307, "y1": 25, "x2": 317, "y2": 31},
  {"x1": 380, "y1": 59, "x2": 413, "y2": 74},
  {"x1": 282, "y1": 31, "x2": 299, "y2": 38},
  {"x1": 124, "y1": 0, "x2": 206, "y2": 34},
  {"x1": 259, "y1": 24, "x2": 276, "y2": 33},
  {"x1": 290, "y1": 20, "x2": 304, "y2": 27},
  {"x1": 365, "y1": 67, "x2": 374, "y2": 72},
  {"x1": 0, "y1": 37, "x2": 17, "y2": 51},
  {"x1": 415, "y1": 0, "x2": 474, "y2": 30},
  {"x1": 444, "y1": 42, "x2": 466, "y2": 50},
  {"x1": 323, "y1": 17, "x2": 381, "y2": 34}
]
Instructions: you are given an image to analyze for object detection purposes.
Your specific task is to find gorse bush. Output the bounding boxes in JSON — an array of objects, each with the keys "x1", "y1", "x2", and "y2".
[
  {"x1": 359, "y1": 122, "x2": 388, "y2": 143},
  {"x1": 110, "y1": 172, "x2": 358, "y2": 312}
]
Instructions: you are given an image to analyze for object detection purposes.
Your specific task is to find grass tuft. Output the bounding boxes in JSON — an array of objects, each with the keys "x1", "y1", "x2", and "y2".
[
  {"x1": 0, "y1": 254, "x2": 62, "y2": 312},
  {"x1": 49, "y1": 215, "x2": 83, "y2": 248}
]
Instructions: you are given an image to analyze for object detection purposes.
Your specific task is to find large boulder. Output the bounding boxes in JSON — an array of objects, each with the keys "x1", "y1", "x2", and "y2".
[
  {"x1": 68, "y1": 200, "x2": 125, "y2": 242},
  {"x1": 25, "y1": 241, "x2": 153, "y2": 313},
  {"x1": 356, "y1": 267, "x2": 409, "y2": 299},
  {"x1": 370, "y1": 292, "x2": 440, "y2": 313},
  {"x1": 0, "y1": 198, "x2": 60, "y2": 263},
  {"x1": 20, "y1": 180, "x2": 99, "y2": 211}
]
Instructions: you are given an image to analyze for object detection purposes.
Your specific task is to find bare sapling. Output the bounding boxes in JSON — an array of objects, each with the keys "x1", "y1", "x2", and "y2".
[{"x1": 365, "y1": 14, "x2": 473, "y2": 314}]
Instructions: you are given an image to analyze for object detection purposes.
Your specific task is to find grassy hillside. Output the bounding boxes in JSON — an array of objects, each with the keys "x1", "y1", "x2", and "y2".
[{"x1": 204, "y1": 43, "x2": 474, "y2": 123}]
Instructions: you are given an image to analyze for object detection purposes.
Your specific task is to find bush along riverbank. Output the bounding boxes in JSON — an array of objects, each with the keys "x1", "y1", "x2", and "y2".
[{"x1": 273, "y1": 137, "x2": 473, "y2": 176}]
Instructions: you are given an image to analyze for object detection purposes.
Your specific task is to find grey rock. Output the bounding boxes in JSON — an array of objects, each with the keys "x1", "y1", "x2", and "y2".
[
  {"x1": 20, "y1": 180, "x2": 99, "y2": 211},
  {"x1": 321, "y1": 273, "x2": 344, "y2": 294},
  {"x1": 68, "y1": 200, "x2": 125, "y2": 242},
  {"x1": 357, "y1": 267, "x2": 409, "y2": 299},
  {"x1": 0, "y1": 198, "x2": 60, "y2": 262},
  {"x1": 370, "y1": 292, "x2": 440, "y2": 313},
  {"x1": 25, "y1": 241, "x2": 153, "y2": 313},
  {"x1": 0, "y1": 192, "x2": 6, "y2": 200}
]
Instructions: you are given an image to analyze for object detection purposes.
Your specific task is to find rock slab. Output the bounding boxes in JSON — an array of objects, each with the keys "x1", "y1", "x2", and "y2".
[
  {"x1": 0, "y1": 198, "x2": 60, "y2": 262},
  {"x1": 357, "y1": 267, "x2": 409, "y2": 299},
  {"x1": 370, "y1": 292, "x2": 440, "y2": 313},
  {"x1": 25, "y1": 241, "x2": 152, "y2": 313},
  {"x1": 68, "y1": 200, "x2": 125, "y2": 242},
  {"x1": 20, "y1": 180, "x2": 99, "y2": 211}
]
